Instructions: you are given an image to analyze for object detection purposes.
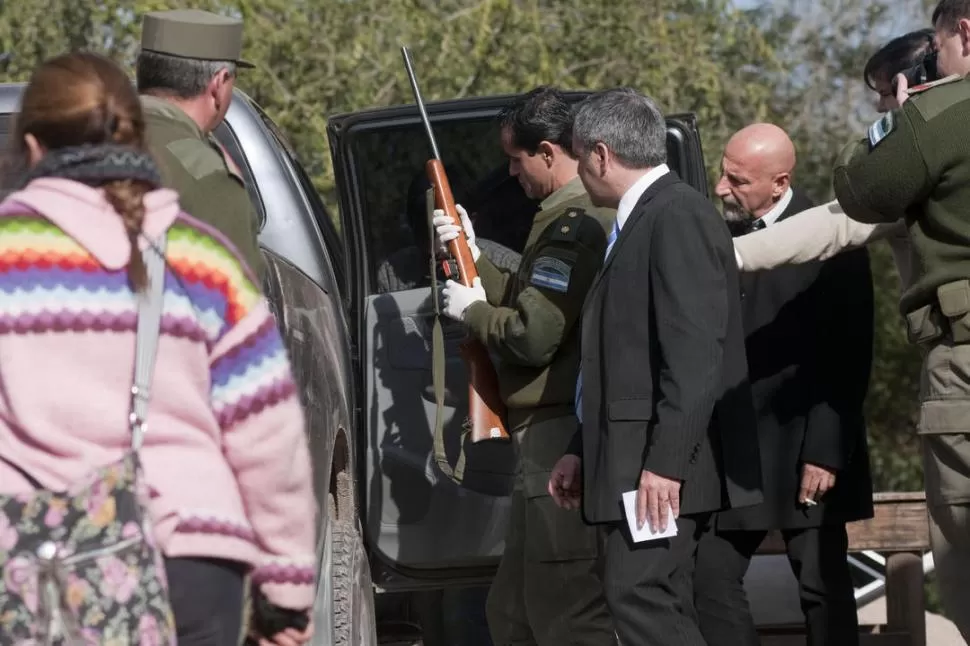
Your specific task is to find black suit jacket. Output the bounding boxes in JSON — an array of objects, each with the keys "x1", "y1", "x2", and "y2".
[
  {"x1": 568, "y1": 171, "x2": 763, "y2": 524},
  {"x1": 717, "y1": 189, "x2": 875, "y2": 531}
]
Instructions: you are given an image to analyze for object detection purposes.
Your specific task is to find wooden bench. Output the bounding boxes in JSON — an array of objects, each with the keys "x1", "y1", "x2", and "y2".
[{"x1": 755, "y1": 492, "x2": 930, "y2": 646}]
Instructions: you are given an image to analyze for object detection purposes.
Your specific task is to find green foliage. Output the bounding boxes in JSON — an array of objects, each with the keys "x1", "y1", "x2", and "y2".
[
  {"x1": 865, "y1": 243, "x2": 924, "y2": 491},
  {"x1": 0, "y1": 0, "x2": 930, "y2": 492}
]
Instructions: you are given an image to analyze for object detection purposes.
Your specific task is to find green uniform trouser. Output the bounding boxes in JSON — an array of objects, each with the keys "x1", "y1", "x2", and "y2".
[
  {"x1": 920, "y1": 340, "x2": 970, "y2": 642},
  {"x1": 485, "y1": 415, "x2": 615, "y2": 646}
]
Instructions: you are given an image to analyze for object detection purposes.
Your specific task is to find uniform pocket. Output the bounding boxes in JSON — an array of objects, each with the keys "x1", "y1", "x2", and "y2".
[
  {"x1": 921, "y1": 342, "x2": 970, "y2": 406},
  {"x1": 938, "y1": 280, "x2": 970, "y2": 344},
  {"x1": 523, "y1": 493, "x2": 601, "y2": 563}
]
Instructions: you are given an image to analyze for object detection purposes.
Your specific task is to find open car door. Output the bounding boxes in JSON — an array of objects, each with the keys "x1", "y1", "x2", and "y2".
[{"x1": 327, "y1": 93, "x2": 709, "y2": 585}]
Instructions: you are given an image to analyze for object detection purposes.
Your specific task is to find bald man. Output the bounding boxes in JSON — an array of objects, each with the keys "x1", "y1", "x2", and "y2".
[
  {"x1": 694, "y1": 124, "x2": 875, "y2": 646},
  {"x1": 716, "y1": 123, "x2": 798, "y2": 235}
]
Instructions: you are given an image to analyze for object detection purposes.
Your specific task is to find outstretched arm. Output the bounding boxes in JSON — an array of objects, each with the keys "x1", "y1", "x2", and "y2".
[{"x1": 734, "y1": 199, "x2": 905, "y2": 271}]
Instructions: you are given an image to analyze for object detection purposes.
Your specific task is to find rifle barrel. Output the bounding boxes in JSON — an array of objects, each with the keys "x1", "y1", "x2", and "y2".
[{"x1": 401, "y1": 45, "x2": 441, "y2": 161}]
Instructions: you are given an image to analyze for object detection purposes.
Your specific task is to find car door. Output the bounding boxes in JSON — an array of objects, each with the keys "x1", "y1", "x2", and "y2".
[{"x1": 327, "y1": 93, "x2": 709, "y2": 582}]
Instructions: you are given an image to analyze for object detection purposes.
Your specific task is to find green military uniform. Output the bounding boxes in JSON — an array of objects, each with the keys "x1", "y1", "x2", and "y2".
[
  {"x1": 461, "y1": 176, "x2": 616, "y2": 645},
  {"x1": 139, "y1": 10, "x2": 265, "y2": 278},
  {"x1": 833, "y1": 73, "x2": 970, "y2": 639}
]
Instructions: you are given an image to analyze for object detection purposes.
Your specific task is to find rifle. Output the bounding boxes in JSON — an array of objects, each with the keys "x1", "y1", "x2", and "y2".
[{"x1": 401, "y1": 45, "x2": 509, "y2": 443}]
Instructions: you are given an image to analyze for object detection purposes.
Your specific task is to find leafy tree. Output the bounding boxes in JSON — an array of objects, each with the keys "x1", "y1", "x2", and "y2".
[{"x1": 0, "y1": 0, "x2": 931, "y2": 492}]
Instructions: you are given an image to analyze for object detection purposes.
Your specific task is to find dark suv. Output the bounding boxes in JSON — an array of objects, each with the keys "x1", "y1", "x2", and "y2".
[{"x1": 0, "y1": 84, "x2": 709, "y2": 645}]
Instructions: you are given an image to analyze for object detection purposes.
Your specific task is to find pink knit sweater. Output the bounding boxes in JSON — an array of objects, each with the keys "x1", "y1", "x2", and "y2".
[{"x1": 0, "y1": 178, "x2": 316, "y2": 610}]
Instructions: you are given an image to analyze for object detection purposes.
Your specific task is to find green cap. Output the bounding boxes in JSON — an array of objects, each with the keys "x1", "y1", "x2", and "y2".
[{"x1": 141, "y1": 9, "x2": 254, "y2": 68}]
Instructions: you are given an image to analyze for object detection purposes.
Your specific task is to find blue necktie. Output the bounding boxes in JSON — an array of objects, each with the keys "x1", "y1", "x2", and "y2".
[{"x1": 575, "y1": 221, "x2": 620, "y2": 424}]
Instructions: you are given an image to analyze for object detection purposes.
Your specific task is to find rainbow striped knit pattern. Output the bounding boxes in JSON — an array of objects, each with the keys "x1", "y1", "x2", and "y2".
[
  {"x1": 0, "y1": 212, "x2": 293, "y2": 429},
  {"x1": 0, "y1": 211, "x2": 260, "y2": 331},
  {"x1": 0, "y1": 200, "x2": 316, "y2": 610}
]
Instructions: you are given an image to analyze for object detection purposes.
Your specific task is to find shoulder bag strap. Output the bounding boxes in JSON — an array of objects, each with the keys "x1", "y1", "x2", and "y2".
[{"x1": 129, "y1": 234, "x2": 168, "y2": 451}]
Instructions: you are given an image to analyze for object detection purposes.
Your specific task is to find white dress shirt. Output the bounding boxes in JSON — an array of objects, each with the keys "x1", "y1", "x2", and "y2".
[
  {"x1": 614, "y1": 163, "x2": 671, "y2": 233},
  {"x1": 757, "y1": 187, "x2": 793, "y2": 228}
]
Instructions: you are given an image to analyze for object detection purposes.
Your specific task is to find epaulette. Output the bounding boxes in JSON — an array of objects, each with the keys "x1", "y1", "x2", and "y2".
[
  {"x1": 549, "y1": 207, "x2": 587, "y2": 242},
  {"x1": 908, "y1": 74, "x2": 963, "y2": 94}
]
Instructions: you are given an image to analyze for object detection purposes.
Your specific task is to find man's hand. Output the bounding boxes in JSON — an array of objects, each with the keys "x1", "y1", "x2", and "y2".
[
  {"x1": 798, "y1": 462, "x2": 837, "y2": 507},
  {"x1": 894, "y1": 72, "x2": 910, "y2": 107},
  {"x1": 636, "y1": 470, "x2": 681, "y2": 533},
  {"x1": 433, "y1": 203, "x2": 480, "y2": 262},
  {"x1": 548, "y1": 454, "x2": 583, "y2": 510},
  {"x1": 442, "y1": 276, "x2": 486, "y2": 321}
]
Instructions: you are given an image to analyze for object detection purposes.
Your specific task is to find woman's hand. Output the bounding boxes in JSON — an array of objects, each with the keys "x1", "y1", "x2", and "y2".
[{"x1": 258, "y1": 622, "x2": 313, "y2": 646}]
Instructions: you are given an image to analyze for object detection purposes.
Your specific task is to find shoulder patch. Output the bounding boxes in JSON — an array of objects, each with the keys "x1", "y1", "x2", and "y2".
[
  {"x1": 549, "y1": 207, "x2": 587, "y2": 242},
  {"x1": 867, "y1": 112, "x2": 895, "y2": 149},
  {"x1": 529, "y1": 253, "x2": 575, "y2": 293},
  {"x1": 167, "y1": 138, "x2": 226, "y2": 180}
]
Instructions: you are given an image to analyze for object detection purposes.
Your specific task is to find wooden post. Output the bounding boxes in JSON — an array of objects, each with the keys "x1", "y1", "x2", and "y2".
[{"x1": 884, "y1": 551, "x2": 925, "y2": 646}]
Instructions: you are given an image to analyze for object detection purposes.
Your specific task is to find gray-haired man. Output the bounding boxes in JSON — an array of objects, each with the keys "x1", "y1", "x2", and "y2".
[
  {"x1": 548, "y1": 88, "x2": 761, "y2": 646},
  {"x1": 137, "y1": 9, "x2": 264, "y2": 277}
]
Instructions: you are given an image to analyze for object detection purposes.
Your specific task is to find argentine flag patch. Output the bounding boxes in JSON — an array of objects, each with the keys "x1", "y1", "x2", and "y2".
[
  {"x1": 868, "y1": 112, "x2": 895, "y2": 149},
  {"x1": 529, "y1": 255, "x2": 573, "y2": 293}
]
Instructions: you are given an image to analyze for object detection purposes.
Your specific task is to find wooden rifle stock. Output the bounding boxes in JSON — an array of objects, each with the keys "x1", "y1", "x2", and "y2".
[{"x1": 427, "y1": 159, "x2": 509, "y2": 442}]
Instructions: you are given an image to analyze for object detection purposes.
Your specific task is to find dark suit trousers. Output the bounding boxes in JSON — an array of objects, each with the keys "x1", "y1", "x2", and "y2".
[
  {"x1": 603, "y1": 513, "x2": 711, "y2": 646},
  {"x1": 694, "y1": 525, "x2": 858, "y2": 646}
]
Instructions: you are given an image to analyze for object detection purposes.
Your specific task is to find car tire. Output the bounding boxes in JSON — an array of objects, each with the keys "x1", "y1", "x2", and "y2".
[{"x1": 329, "y1": 494, "x2": 378, "y2": 646}]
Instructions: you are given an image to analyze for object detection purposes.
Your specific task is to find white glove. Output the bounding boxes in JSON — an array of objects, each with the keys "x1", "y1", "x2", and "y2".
[
  {"x1": 433, "y1": 203, "x2": 480, "y2": 262},
  {"x1": 442, "y1": 277, "x2": 487, "y2": 321}
]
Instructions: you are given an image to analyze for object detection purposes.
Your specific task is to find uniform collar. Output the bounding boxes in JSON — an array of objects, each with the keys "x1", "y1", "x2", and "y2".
[
  {"x1": 540, "y1": 176, "x2": 586, "y2": 211},
  {"x1": 140, "y1": 95, "x2": 204, "y2": 139}
]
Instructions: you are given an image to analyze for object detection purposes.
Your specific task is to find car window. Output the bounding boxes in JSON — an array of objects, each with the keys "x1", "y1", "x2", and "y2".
[
  {"x1": 351, "y1": 117, "x2": 537, "y2": 295},
  {"x1": 0, "y1": 113, "x2": 27, "y2": 193},
  {"x1": 213, "y1": 120, "x2": 266, "y2": 230},
  {"x1": 248, "y1": 107, "x2": 348, "y2": 294},
  {"x1": 0, "y1": 113, "x2": 12, "y2": 142}
]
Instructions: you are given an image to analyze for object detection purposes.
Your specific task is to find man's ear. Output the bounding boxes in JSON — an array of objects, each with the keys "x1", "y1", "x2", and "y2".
[
  {"x1": 594, "y1": 142, "x2": 610, "y2": 177},
  {"x1": 207, "y1": 68, "x2": 232, "y2": 102},
  {"x1": 772, "y1": 172, "x2": 791, "y2": 198},
  {"x1": 959, "y1": 18, "x2": 970, "y2": 51},
  {"x1": 536, "y1": 140, "x2": 558, "y2": 167}
]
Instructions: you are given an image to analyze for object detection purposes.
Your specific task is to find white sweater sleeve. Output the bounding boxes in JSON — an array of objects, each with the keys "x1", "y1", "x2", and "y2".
[{"x1": 733, "y1": 199, "x2": 906, "y2": 271}]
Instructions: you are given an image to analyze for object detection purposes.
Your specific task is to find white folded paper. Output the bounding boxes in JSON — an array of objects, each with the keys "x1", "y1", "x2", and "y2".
[{"x1": 622, "y1": 490, "x2": 679, "y2": 543}]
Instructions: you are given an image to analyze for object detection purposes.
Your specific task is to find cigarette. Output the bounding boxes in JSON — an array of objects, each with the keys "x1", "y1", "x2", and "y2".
[{"x1": 803, "y1": 499, "x2": 818, "y2": 507}]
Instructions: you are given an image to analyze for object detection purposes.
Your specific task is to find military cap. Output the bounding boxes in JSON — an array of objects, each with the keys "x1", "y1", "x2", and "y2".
[{"x1": 141, "y1": 9, "x2": 254, "y2": 68}]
